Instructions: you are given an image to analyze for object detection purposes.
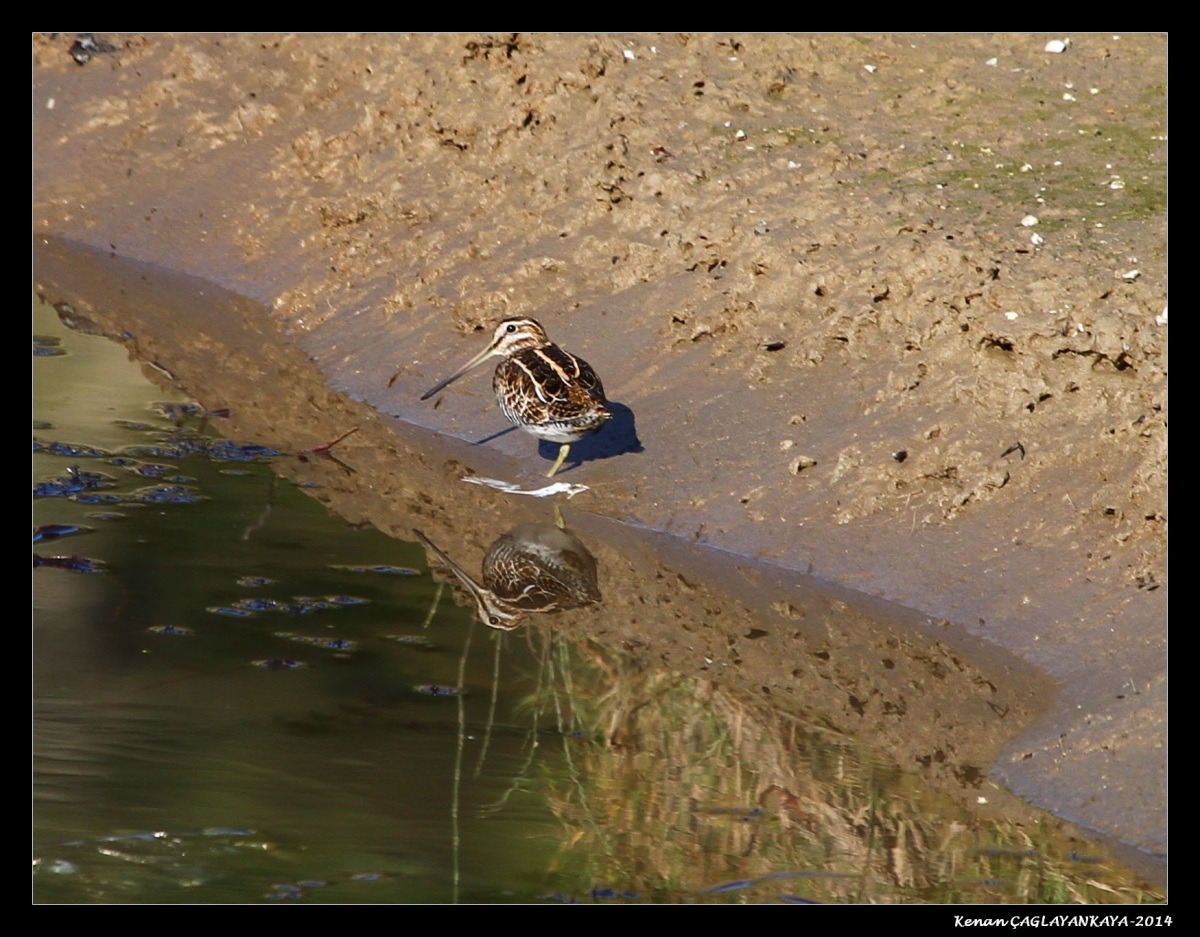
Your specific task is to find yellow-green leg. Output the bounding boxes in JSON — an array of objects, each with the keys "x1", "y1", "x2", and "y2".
[{"x1": 546, "y1": 443, "x2": 571, "y2": 478}]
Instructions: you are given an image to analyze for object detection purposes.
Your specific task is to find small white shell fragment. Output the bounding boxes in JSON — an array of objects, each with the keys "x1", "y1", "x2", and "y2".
[
  {"x1": 1031, "y1": 232, "x2": 1044, "y2": 246},
  {"x1": 1021, "y1": 214, "x2": 1040, "y2": 227},
  {"x1": 787, "y1": 160, "x2": 800, "y2": 170},
  {"x1": 864, "y1": 64, "x2": 877, "y2": 73},
  {"x1": 1045, "y1": 39, "x2": 1069, "y2": 53},
  {"x1": 1063, "y1": 92, "x2": 1076, "y2": 101},
  {"x1": 1004, "y1": 311, "x2": 1020, "y2": 321},
  {"x1": 735, "y1": 129, "x2": 746, "y2": 141},
  {"x1": 623, "y1": 49, "x2": 635, "y2": 61},
  {"x1": 1155, "y1": 307, "x2": 1168, "y2": 326},
  {"x1": 463, "y1": 477, "x2": 590, "y2": 499},
  {"x1": 985, "y1": 57, "x2": 998, "y2": 66},
  {"x1": 1121, "y1": 269, "x2": 1141, "y2": 281},
  {"x1": 1020, "y1": 163, "x2": 1033, "y2": 172},
  {"x1": 1110, "y1": 178, "x2": 1126, "y2": 190}
]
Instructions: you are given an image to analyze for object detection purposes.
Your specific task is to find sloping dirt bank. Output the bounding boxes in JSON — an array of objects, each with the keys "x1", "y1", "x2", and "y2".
[{"x1": 33, "y1": 33, "x2": 1166, "y2": 863}]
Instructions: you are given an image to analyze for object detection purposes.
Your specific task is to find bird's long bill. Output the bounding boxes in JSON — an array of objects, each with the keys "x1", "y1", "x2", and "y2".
[
  {"x1": 419, "y1": 343, "x2": 497, "y2": 401},
  {"x1": 413, "y1": 529, "x2": 483, "y2": 594},
  {"x1": 412, "y1": 529, "x2": 523, "y2": 631}
]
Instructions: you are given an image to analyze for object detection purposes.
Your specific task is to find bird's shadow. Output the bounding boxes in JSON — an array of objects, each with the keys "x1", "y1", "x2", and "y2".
[
  {"x1": 473, "y1": 400, "x2": 642, "y2": 475},
  {"x1": 544, "y1": 400, "x2": 642, "y2": 474}
]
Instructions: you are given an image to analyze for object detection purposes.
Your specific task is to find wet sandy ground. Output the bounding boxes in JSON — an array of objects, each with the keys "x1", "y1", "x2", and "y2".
[{"x1": 33, "y1": 34, "x2": 1166, "y2": 868}]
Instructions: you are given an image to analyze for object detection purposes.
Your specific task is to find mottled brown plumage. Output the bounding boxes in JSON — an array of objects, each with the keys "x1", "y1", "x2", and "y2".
[
  {"x1": 417, "y1": 317, "x2": 611, "y2": 477},
  {"x1": 414, "y1": 523, "x2": 601, "y2": 631}
]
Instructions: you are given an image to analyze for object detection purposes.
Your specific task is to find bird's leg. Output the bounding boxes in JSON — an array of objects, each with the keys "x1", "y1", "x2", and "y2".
[{"x1": 546, "y1": 443, "x2": 571, "y2": 478}]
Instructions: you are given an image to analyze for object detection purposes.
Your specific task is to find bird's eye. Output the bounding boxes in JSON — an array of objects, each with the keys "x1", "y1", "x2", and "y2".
[
  {"x1": 505, "y1": 324, "x2": 517, "y2": 333},
  {"x1": 489, "y1": 616, "x2": 500, "y2": 624}
]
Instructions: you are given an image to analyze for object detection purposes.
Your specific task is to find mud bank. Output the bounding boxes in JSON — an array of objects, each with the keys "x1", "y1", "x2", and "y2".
[{"x1": 33, "y1": 33, "x2": 1166, "y2": 865}]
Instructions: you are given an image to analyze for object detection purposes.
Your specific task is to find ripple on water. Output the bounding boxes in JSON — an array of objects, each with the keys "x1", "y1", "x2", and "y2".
[
  {"x1": 33, "y1": 467, "x2": 117, "y2": 499},
  {"x1": 129, "y1": 484, "x2": 205, "y2": 504},
  {"x1": 34, "y1": 335, "x2": 66, "y2": 356},
  {"x1": 274, "y1": 632, "x2": 357, "y2": 652},
  {"x1": 383, "y1": 634, "x2": 436, "y2": 649},
  {"x1": 412, "y1": 684, "x2": 460, "y2": 697},
  {"x1": 252, "y1": 659, "x2": 306, "y2": 670},
  {"x1": 237, "y1": 576, "x2": 277, "y2": 588},
  {"x1": 147, "y1": 625, "x2": 193, "y2": 636},
  {"x1": 36, "y1": 441, "x2": 109, "y2": 459},
  {"x1": 331, "y1": 564, "x2": 422, "y2": 576},
  {"x1": 207, "y1": 606, "x2": 256, "y2": 618}
]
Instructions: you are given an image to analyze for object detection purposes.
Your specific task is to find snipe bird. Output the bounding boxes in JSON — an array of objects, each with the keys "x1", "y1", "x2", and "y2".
[
  {"x1": 414, "y1": 524, "x2": 601, "y2": 631},
  {"x1": 417, "y1": 317, "x2": 611, "y2": 477}
]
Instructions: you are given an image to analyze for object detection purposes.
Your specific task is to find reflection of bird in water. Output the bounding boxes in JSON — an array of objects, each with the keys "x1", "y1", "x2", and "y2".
[
  {"x1": 414, "y1": 521, "x2": 601, "y2": 631},
  {"x1": 409, "y1": 317, "x2": 611, "y2": 477}
]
